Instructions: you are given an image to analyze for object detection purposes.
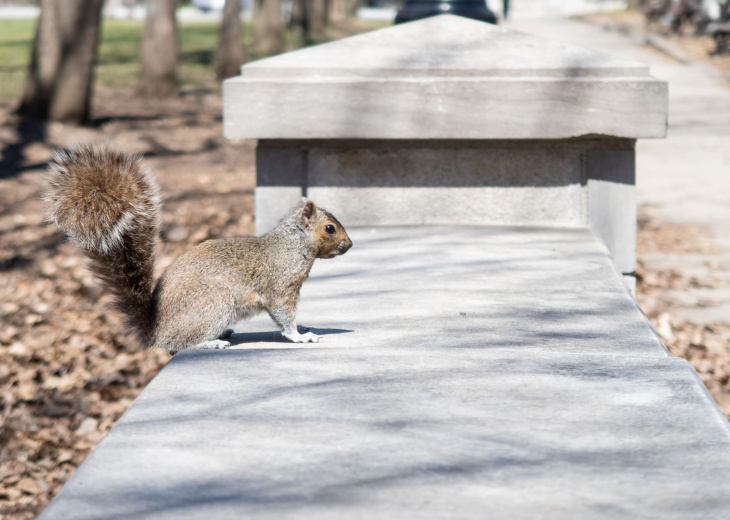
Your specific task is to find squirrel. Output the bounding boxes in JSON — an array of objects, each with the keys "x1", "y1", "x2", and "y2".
[{"x1": 43, "y1": 144, "x2": 352, "y2": 353}]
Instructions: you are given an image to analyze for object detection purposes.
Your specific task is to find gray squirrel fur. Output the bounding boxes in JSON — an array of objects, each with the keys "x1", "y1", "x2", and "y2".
[{"x1": 44, "y1": 144, "x2": 352, "y2": 352}]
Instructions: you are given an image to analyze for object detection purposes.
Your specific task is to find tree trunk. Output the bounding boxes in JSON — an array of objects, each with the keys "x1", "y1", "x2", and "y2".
[
  {"x1": 328, "y1": 0, "x2": 345, "y2": 23},
  {"x1": 18, "y1": 0, "x2": 103, "y2": 125},
  {"x1": 138, "y1": 0, "x2": 178, "y2": 98},
  {"x1": 291, "y1": 0, "x2": 313, "y2": 42},
  {"x1": 309, "y1": 0, "x2": 327, "y2": 33},
  {"x1": 291, "y1": 0, "x2": 331, "y2": 42},
  {"x1": 255, "y1": 0, "x2": 285, "y2": 54},
  {"x1": 346, "y1": 0, "x2": 363, "y2": 17},
  {"x1": 215, "y1": 0, "x2": 244, "y2": 79}
]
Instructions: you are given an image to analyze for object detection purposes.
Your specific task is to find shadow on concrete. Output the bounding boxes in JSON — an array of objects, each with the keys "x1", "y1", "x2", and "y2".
[
  {"x1": 38, "y1": 346, "x2": 730, "y2": 519},
  {"x1": 227, "y1": 327, "x2": 354, "y2": 345}
]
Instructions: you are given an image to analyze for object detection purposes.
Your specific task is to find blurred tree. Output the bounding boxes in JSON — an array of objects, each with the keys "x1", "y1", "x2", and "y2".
[
  {"x1": 291, "y1": 0, "x2": 328, "y2": 41},
  {"x1": 311, "y1": 0, "x2": 328, "y2": 33},
  {"x1": 139, "y1": 0, "x2": 178, "y2": 98},
  {"x1": 18, "y1": 0, "x2": 104, "y2": 125},
  {"x1": 290, "y1": 0, "x2": 308, "y2": 39},
  {"x1": 255, "y1": 0, "x2": 286, "y2": 53},
  {"x1": 346, "y1": 0, "x2": 363, "y2": 17},
  {"x1": 328, "y1": 0, "x2": 346, "y2": 22},
  {"x1": 215, "y1": 0, "x2": 244, "y2": 79}
]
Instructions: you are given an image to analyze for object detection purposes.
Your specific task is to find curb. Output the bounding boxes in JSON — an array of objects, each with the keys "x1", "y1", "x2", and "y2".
[
  {"x1": 580, "y1": 16, "x2": 695, "y2": 65},
  {"x1": 644, "y1": 33, "x2": 694, "y2": 65},
  {"x1": 587, "y1": 17, "x2": 730, "y2": 83}
]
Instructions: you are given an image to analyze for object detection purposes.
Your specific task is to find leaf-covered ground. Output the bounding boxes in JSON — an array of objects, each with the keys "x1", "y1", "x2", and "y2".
[
  {"x1": 0, "y1": 87, "x2": 256, "y2": 519},
  {"x1": 636, "y1": 215, "x2": 730, "y2": 414}
]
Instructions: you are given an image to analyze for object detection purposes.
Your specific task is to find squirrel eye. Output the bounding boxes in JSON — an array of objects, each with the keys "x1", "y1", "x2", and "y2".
[{"x1": 325, "y1": 224, "x2": 336, "y2": 235}]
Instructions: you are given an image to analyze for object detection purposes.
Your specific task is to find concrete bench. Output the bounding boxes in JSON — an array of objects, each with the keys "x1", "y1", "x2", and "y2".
[{"x1": 39, "y1": 14, "x2": 730, "y2": 519}]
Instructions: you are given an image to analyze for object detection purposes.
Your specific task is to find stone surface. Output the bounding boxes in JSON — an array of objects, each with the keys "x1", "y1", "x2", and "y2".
[
  {"x1": 223, "y1": 15, "x2": 667, "y2": 140},
  {"x1": 586, "y1": 150, "x2": 636, "y2": 274},
  {"x1": 38, "y1": 226, "x2": 730, "y2": 519},
  {"x1": 39, "y1": 349, "x2": 730, "y2": 520},
  {"x1": 233, "y1": 226, "x2": 663, "y2": 355},
  {"x1": 505, "y1": 18, "x2": 730, "y2": 325},
  {"x1": 254, "y1": 141, "x2": 638, "y2": 277},
  {"x1": 231, "y1": 15, "x2": 663, "y2": 275},
  {"x1": 255, "y1": 139, "x2": 595, "y2": 234}
]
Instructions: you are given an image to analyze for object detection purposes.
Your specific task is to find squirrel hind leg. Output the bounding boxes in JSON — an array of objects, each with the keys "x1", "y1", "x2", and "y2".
[{"x1": 151, "y1": 275, "x2": 242, "y2": 352}]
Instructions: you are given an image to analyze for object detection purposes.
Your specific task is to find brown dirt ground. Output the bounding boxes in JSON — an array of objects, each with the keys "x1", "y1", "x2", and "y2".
[{"x1": 2, "y1": 32, "x2": 730, "y2": 518}]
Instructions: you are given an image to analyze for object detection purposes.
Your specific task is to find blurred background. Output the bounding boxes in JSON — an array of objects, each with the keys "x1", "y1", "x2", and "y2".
[{"x1": 0, "y1": 0, "x2": 729, "y2": 518}]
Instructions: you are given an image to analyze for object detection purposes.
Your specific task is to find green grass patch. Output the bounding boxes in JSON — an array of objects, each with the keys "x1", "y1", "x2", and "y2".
[
  {"x1": 95, "y1": 20, "x2": 143, "y2": 91},
  {"x1": 0, "y1": 19, "x2": 35, "y2": 101},
  {"x1": 96, "y1": 20, "x2": 229, "y2": 91},
  {"x1": 0, "y1": 17, "x2": 386, "y2": 103}
]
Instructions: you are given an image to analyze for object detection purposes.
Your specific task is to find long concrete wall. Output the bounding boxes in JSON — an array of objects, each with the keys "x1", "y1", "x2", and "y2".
[{"x1": 38, "y1": 227, "x2": 730, "y2": 519}]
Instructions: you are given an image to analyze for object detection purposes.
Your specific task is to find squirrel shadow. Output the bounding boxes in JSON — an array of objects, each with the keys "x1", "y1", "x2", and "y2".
[{"x1": 226, "y1": 327, "x2": 353, "y2": 345}]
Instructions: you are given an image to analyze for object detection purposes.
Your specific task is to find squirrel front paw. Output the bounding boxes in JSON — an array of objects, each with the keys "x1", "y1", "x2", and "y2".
[
  {"x1": 300, "y1": 332, "x2": 321, "y2": 343},
  {"x1": 283, "y1": 330, "x2": 321, "y2": 343}
]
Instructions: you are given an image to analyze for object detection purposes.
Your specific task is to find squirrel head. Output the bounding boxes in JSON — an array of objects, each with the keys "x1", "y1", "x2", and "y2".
[{"x1": 298, "y1": 198, "x2": 352, "y2": 259}]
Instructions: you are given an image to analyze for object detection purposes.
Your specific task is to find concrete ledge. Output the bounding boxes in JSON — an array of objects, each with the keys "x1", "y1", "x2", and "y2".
[
  {"x1": 225, "y1": 77, "x2": 667, "y2": 140},
  {"x1": 253, "y1": 141, "x2": 638, "y2": 277},
  {"x1": 39, "y1": 226, "x2": 730, "y2": 519},
  {"x1": 40, "y1": 348, "x2": 730, "y2": 519},
  {"x1": 223, "y1": 15, "x2": 668, "y2": 140}
]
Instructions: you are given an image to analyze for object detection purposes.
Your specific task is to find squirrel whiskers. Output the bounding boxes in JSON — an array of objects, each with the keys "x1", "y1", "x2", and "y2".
[{"x1": 44, "y1": 144, "x2": 352, "y2": 353}]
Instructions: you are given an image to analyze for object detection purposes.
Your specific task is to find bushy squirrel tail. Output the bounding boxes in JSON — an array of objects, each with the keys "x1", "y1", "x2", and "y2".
[{"x1": 44, "y1": 144, "x2": 161, "y2": 346}]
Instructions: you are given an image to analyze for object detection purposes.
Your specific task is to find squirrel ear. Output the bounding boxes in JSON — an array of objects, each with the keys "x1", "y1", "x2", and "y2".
[{"x1": 301, "y1": 200, "x2": 317, "y2": 228}]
